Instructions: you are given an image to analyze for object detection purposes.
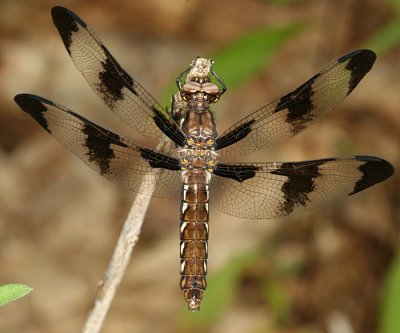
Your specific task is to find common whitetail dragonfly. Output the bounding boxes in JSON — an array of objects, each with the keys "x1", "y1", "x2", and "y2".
[{"x1": 15, "y1": 6, "x2": 394, "y2": 311}]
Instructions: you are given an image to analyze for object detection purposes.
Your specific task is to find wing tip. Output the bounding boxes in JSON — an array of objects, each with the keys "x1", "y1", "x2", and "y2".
[
  {"x1": 337, "y1": 49, "x2": 377, "y2": 94},
  {"x1": 355, "y1": 155, "x2": 395, "y2": 178},
  {"x1": 15, "y1": 93, "x2": 56, "y2": 108},
  {"x1": 338, "y1": 49, "x2": 376, "y2": 64},
  {"x1": 14, "y1": 94, "x2": 51, "y2": 132},
  {"x1": 351, "y1": 155, "x2": 394, "y2": 195},
  {"x1": 51, "y1": 6, "x2": 87, "y2": 28},
  {"x1": 15, "y1": 93, "x2": 43, "y2": 112},
  {"x1": 51, "y1": 6, "x2": 87, "y2": 53},
  {"x1": 14, "y1": 93, "x2": 28, "y2": 104}
]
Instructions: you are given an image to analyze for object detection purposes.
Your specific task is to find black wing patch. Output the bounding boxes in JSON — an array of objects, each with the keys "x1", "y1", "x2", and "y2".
[
  {"x1": 14, "y1": 93, "x2": 50, "y2": 132},
  {"x1": 97, "y1": 46, "x2": 135, "y2": 104},
  {"x1": 270, "y1": 159, "x2": 335, "y2": 215},
  {"x1": 139, "y1": 148, "x2": 181, "y2": 170},
  {"x1": 215, "y1": 119, "x2": 255, "y2": 151},
  {"x1": 15, "y1": 93, "x2": 181, "y2": 198},
  {"x1": 350, "y1": 155, "x2": 395, "y2": 195},
  {"x1": 51, "y1": 6, "x2": 83, "y2": 54},
  {"x1": 273, "y1": 73, "x2": 317, "y2": 135},
  {"x1": 339, "y1": 50, "x2": 376, "y2": 94},
  {"x1": 152, "y1": 107, "x2": 186, "y2": 147},
  {"x1": 213, "y1": 163, "x2": 259, "y2": 182},
  {"x1": 81, "y1": 121, "x2": 128, "y2": 175},
  {"x1": 216, "y1": 49, "x2": 376, "y2": 156}
]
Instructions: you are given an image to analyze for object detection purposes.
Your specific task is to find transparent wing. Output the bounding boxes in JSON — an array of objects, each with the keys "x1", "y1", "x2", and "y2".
[
  {"x1": 211, "y1": 156, "x2": 393, "y2": 219},
  {"x1": 15, "y1": 94, "x2": 182, "y2": 198},
  {"x1": 51, "y1": 6, "x2": 185, "y2": 147},
  {"x1": 215, "y1": 50, "x2": 376, "y2": 157}
]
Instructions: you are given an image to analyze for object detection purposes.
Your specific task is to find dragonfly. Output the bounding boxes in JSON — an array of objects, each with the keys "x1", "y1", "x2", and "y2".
[{"x1": 15, "y1": 6, "x2": 394, "y2": 311}]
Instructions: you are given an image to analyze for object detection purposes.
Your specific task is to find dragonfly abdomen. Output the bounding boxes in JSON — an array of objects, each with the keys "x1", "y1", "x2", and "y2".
[{"x1": 179, "y1": 170, "x2": 210, "y2": 311}]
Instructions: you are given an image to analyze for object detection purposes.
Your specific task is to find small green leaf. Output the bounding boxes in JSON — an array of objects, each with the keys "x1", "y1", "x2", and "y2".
[
  {"x1": 0, "y1": 284, "x2": 33, "y2": 307},
  {"x1": 336, "y1": 138, "x2": 355, "y2": 156},
  {"x1": 268, "y1": 0, "x2": 299, "y2": 5},
  {"x1": 365, "y1": 0, "x2": 400, "y2": 53},
  {"x1": 263, "y1": 280, "x2": 291, "y2": 324},
  {"x1": 365, "y1": 19, "x2": 400, "y2": 54},
  {"x1": 211, "y1": 22, "x2": 305, "y2": 90},
  {"x1": 389, "y1": 0, "x2": 400, "y2": 13},
  {"x1": 379, "y1": 251, "x2": 400, "y2": 333}
]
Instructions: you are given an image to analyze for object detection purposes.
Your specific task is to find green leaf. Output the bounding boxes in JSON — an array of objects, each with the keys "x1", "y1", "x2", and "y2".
[
  {"x1": 0, "y1": 284, "x2": 33, "y2": 307},
  {"x1": 379, "y1": 251, "x2": 400, "y2": 333},
  {"x1": 268, "y1": 0, "x2": 300, "y2": 5},
  {"x1": 209, "y1": 23, "x2": 305, "y2": 90},
  {"x1": 389, "y1": 0, "x2": 400, "y2": 13},
  {"x1": 365, "y1": 19, "x2": 400, "y2": 55},
  {"x1": 335, "y1": 138, "x2": 356, "y2": 156},
  {"x1": 263, "y1": 280, "x2": 291, "y2": 324},
  {"x1": 161, "y1": 22, "x2": 305, "y2": 106},
  {"x1": 365, "y1": 0, "x2": 400, "y2": 54}
]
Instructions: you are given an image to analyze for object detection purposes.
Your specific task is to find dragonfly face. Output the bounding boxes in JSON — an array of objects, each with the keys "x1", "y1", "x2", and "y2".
[
  {"x1": 15, "y1": 6, "x2": 394, "y2": 312},
  {"x1": 178, "y1": 58, "x2": 224, "y2": 112}
]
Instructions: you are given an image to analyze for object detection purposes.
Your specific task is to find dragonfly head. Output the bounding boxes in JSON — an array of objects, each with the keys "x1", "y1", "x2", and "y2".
[{"x1": 177, "y1": 57, "x2": 226, "y2": 107}]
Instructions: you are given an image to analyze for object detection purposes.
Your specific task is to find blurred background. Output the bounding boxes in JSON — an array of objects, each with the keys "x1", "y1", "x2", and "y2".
[{"x1": 0, "y1": 0, "x2": 399, "y2": 332}]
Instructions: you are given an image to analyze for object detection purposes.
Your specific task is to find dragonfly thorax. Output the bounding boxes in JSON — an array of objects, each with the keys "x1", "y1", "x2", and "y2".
[
  {"x1": 179, "y1": 148, "x2": 217, "y2": 172},
  {"x1": 178, "y1": 94, "x2": 218, "y2": 173}
]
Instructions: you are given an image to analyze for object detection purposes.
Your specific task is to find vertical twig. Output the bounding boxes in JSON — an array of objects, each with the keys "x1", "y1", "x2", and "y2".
[{"x1": 81, "y1": 191, "x2": 152, "y2": 333}]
